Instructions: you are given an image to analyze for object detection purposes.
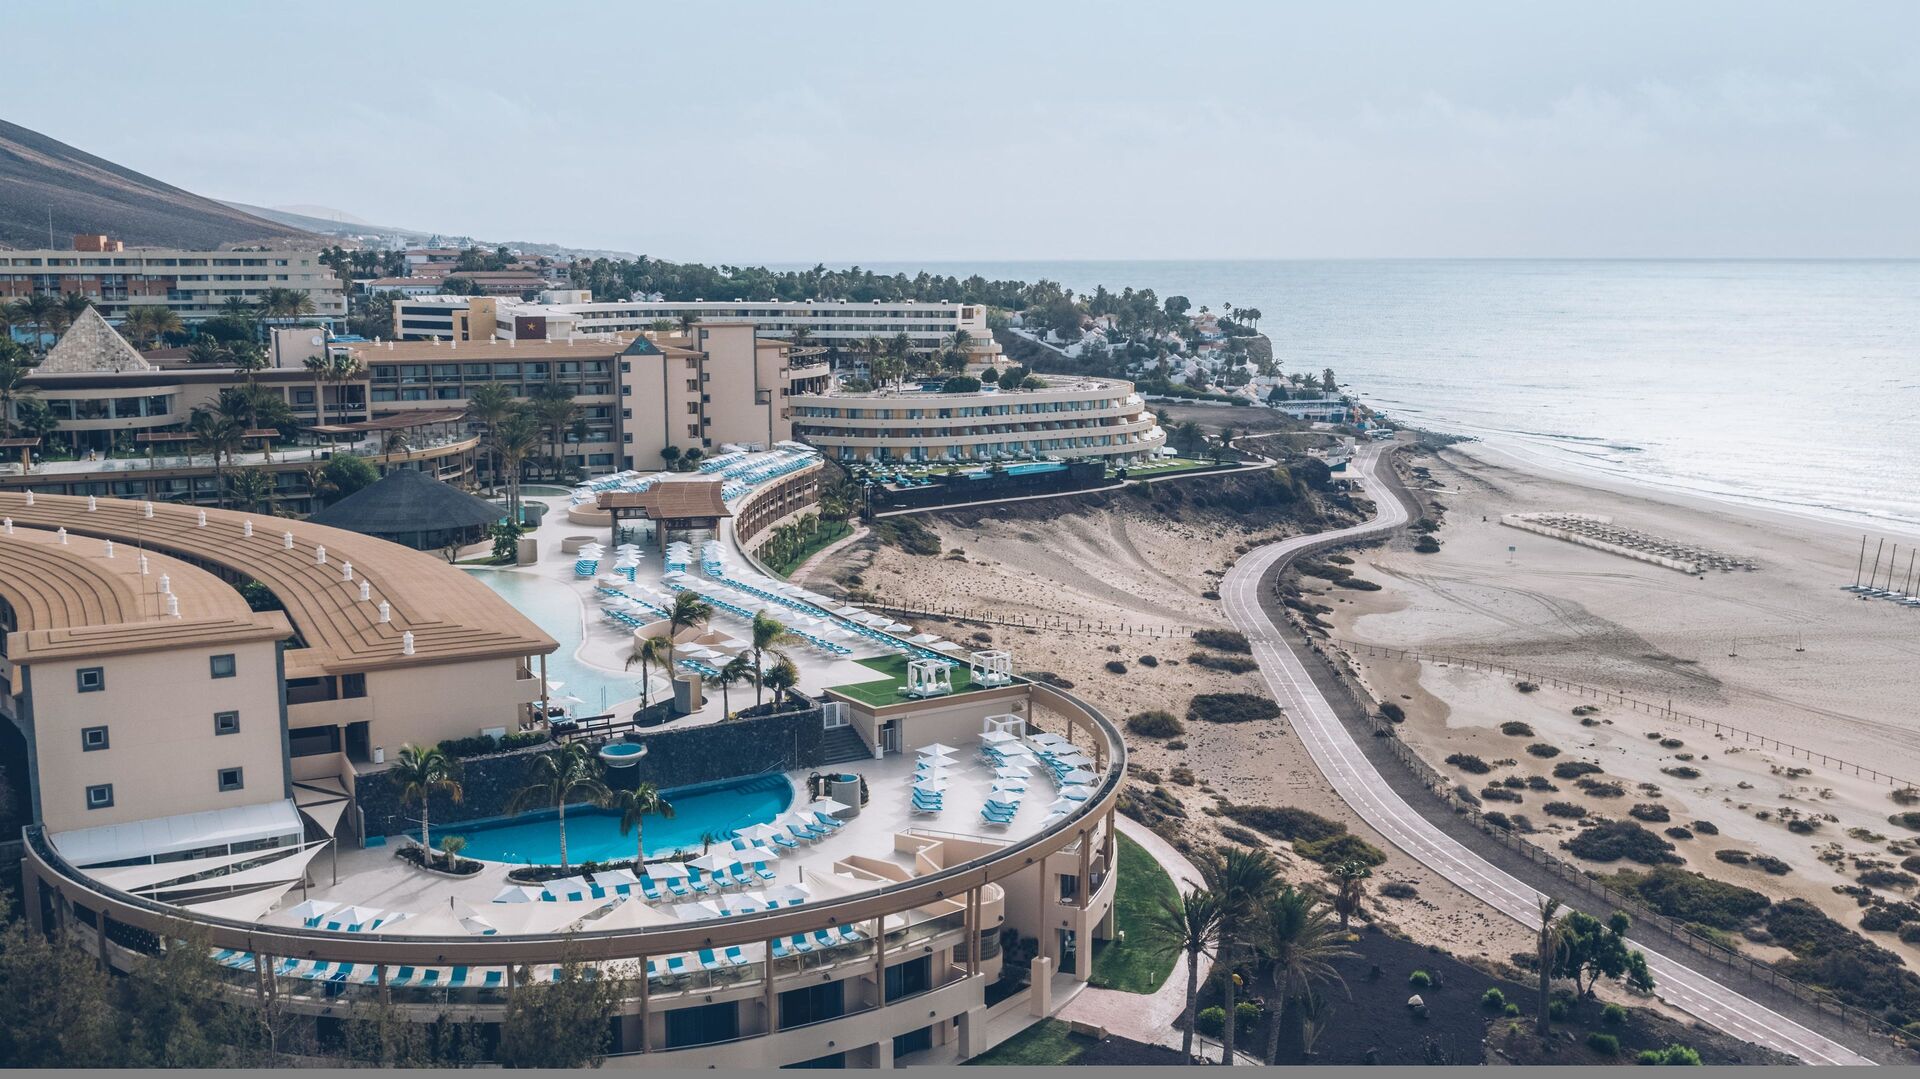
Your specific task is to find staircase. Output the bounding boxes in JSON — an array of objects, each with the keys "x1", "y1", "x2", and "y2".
[{"x1": 818, "y1": 726, "x2": 873, "y2": 766}]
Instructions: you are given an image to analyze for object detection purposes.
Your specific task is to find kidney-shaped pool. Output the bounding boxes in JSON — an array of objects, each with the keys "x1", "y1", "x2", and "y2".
[{"x1": 428, "y1": 773, "x2": 794, "y2": 865}]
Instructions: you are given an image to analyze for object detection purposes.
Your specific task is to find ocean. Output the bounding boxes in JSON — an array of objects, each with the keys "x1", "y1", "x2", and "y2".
[{"x1": 846, "y1": 260, "x2": 1920, "y2": 533}]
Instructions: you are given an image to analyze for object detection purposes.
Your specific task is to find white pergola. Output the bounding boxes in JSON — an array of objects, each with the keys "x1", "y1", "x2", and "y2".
[
  {"x1": 983, "y1": 713, "x2": 1028, "y2": 738},
  {"x1": 970, "y1": 649, "x2": 1013, "y2": 687},
  {"x1": 904, "y1": 658, "x2": 954, "y2": 698}
]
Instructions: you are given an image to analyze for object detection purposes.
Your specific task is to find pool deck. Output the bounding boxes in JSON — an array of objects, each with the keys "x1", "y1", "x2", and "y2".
[{"x1": 261, "y1": 741, "x2": 1077, "y2": 939}]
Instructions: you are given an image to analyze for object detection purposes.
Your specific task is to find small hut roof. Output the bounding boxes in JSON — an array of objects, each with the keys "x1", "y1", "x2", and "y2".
[{"x1": 306, "y1": 469, "x2": 502, "y2": 536}]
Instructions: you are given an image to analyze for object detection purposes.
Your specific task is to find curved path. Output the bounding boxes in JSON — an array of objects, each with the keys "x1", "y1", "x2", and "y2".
[{"x1": 1220, "y1": 440, "x2": 1872, "y2": 1066}]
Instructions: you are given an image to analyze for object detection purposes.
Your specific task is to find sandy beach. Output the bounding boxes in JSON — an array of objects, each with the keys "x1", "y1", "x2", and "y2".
[{"x1": 1327, "y1": 441, "x2": 1920, "y2": 964}]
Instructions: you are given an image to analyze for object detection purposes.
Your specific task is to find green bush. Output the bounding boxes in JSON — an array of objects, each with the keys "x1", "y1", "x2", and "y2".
[
  {"x1": 1408, "y1": 970, "x2": 1432, "y2": 987},
  {"x1": 1628, "y1": 803, "x2": 1672, "y2": 823},
  {"x1": 1587, "y1": 1032, "x2": 1620, "y2": 1056},
  {"x1": 1103, "y1": 660, "x2": 1128, "y2": 675},
  {"x1": 1859, "y1": 868, "x2": 1918, "y2": 890},
  {"x1": 1602, "y1": 1003, "x2": 1629, "y2": 1026},
  {"x1": 1187, "y1": 692, "x2": 1281, "y2": 724},
  {"x1": 1543, "y1": 801, "x2": 1588, "y2": 819},
  {"x1": 1218, "y1": 804, "x2": 1345, "y2": 843},
  {"x1": 1235, "y1": 1001, "x2": 1261, "y2": 1035},
  {"x1": 1125, "y1": 710, "x2": 1185, "y2": 738},
  {"x1": 1196, "y1": 1005, "x2": 1226, "y2": 1038},
  {"x1": 1661, "y1": 766, "x2": 1702, "y2": 779},
  {"x1": 1565, "y1": 821, "x2": 1680, "y2": 865},
  {"x1": 1445, "y1": 753, "x2": 1492, "y2": 775},
  {"x1": 1553, "y1": 760, "x2": 1603, "y2": 780},
  {"x1": 1888, "y1": 811, "x2": 1920, "y2": 832},
  {"x1": 1480, "y1": 987, "x2": 1506, "y2": 1010},
  {"x1": 1499, "y1": 721, "x2": 1534, "y2": 737},
  {"x1": 1414, "y1": 535, "x2": 1441, "y2": 554},
  {"x1": 1380, "y1": 702, "x2": 1406, "y2": 723},
  {"x1": 1548, "y1": 998, "x2": 1571, "y2": 1022},
  {"x1": 1295, "y1": 832, "x2": 1388, "y2": 868},
  {"x1": 1188, "y1": 652, "x2": 1258, "y2": 674},
  {"x1": 1527, "y1": 743, "x2": 1561, "y2": 758},
  {"x1": 1636, "y1": 1043, "x2": 1703, "y2": 1066},
  {"x1": 1192, "y1": 629, "x2": 1252, "y2": 654}
]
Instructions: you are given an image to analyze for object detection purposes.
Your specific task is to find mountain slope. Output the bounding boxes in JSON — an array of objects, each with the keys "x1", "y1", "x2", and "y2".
[{"x1": 0, "y1": 119, "x2": 322, "y2": 250}]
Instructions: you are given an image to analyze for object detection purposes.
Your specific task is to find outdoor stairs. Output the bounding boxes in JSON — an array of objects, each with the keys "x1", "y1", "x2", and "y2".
[{"x1": 818, "y1": 726, "x2": 873, "y2": 766}]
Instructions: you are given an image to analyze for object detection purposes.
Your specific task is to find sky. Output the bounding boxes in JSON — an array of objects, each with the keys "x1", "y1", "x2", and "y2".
[{"x1": 5, "y1": 1, "x2": 1918, "y2": 261}]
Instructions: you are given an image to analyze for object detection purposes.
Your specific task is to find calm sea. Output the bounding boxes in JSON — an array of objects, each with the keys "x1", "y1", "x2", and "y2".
[{"x1": 841, "y1": 260, "x2": 1920, "y2": 533}]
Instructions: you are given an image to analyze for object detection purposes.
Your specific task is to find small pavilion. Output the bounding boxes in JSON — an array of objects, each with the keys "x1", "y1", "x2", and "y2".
[{"x1": 597, "y1": 479, "x2": 732, "y2": 552}]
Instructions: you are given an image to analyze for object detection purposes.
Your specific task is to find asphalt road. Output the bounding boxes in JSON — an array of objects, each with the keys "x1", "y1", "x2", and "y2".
[{"x1": 1219, "y1": 439, "x2": 1873, "y2": 1066}]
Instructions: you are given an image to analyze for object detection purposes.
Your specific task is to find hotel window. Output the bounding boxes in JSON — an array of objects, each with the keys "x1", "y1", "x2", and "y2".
[
  {"x1": 81, "y1": 726, "x2": 109, "y2": 751},
  {"x1": 214, "y1": 711, "x2": 240, "y2": 736},
  {"x1": 86, "y1": 784, "x2": 114, "y2": 810},
  {"x1": 77, "y1": 667, "x2": 105, "y2": 693},
  {"x1": 218, "y1": 768, "x2": 245, "y2": 792},
  {"x1": 210, "y1": 654, "x2": 237, "y2": 679}
]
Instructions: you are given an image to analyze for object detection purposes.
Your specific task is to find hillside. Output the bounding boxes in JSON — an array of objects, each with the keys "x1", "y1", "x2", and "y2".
[{"x1": 0, "y1": 119, "x2": 322, "y2": 250}]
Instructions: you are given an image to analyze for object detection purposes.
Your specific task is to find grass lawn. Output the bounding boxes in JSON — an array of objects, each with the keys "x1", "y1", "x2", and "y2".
[
  {"x1": 964, "y1": 1019, "x2": 1094, "y2": 1066},
  {"x1": 764, "y1": 519, "x2": 853, "y2": 578},
  {"x1": 1117, "y1": 456, "x2": 1218, "y2": 478},
  {"x1": 829, "y1": 653, "x2": 982, "y2": 707},
  {"x1": 1086, "y1": 832, "x2": 1179, "y2": 993}
]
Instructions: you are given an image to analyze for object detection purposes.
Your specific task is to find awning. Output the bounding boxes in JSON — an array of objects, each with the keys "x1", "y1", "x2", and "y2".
[
  {"x1": 52, "y1": 799, "x2": 305, "y2": 868},
  {"x1": 181, "y1": 881, "x2": 298, "y2": 922},
  {"x1": 85, "y1": 844, "x2": 279, "y2": 892},
  {"x1": 298, "y1": 799, "x2": 349, "y2": 838},
  {"x1": 140, "y1": 842, "x2": 325, "y2": 898}
]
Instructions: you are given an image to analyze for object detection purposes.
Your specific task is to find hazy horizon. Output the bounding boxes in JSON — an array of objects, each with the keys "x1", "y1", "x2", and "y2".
[{"x1": 4, "y1": 0, "x2": 1916, "y2": 262}]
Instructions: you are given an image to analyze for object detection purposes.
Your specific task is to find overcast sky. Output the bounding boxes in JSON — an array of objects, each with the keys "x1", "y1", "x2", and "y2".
[{"x1": 6, "y1": 1, "x2": 1917, "y2": 261}]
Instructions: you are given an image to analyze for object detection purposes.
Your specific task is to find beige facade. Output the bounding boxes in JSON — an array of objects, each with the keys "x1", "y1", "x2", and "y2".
[
  {"x1": 616, "y1": 322, "x2": 830, "y2": 469},
  {"x1": 0, "y1": 247, "x2": 345, "y2": 325},
  {"x1": 791, "y1": 374, "x2": 1166, "y2": 464}
]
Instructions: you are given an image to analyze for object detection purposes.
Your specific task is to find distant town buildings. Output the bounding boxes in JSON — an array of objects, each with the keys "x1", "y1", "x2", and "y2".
[{"x1": 0, "y1": 236, "x2": 346, "y2": 326}]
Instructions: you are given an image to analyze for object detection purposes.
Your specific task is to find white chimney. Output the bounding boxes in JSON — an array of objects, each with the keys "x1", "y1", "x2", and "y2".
[
  {"x1": 359, "y1": 581, "x2": 372, "y2": 601},
  {"x1": 199, "y1": 509, "x2": 209, "y2": 527},
  {"x1": 142, "y1": 501, "x2": 154, "y2": 519},
  {"x1": 282, "y1": 531, "x2": 294, "y2": 550},
  {"x1": 159, "y1": 574, "x2": 170, "y2": 595},
  {"x1": 104, "y1": 540, "x2": 113, "y2": 558},
  {"x1": 315, "y1": 544, "x2": 327, "y2": 565},
  {"x1": 378, "y1": 601, "x2": 391, "y2": 623},
  {"x1": 86, "y1": 496, "x2": 96, "y2": 511},
  {"x1": 24, "y1": 491, "x2": 33, "y2": 505},
  {"x1": 56, "y1": 527, "x2": 67, "y2": 544},
  {"x1": 139, "y1": 554, "x2": 149, "y2": 575},
  {"x1": 341, "y1": 560, "x2": 353, "y2": 581},
  {"x1": 166, "y1": 594, "x2": 180, "y2": 618},
  {"x1": 401, "y1": 630, "x2": 415, "y2": 655},
  {"x1": 2, "y1": 518, "x2": 10, "y2": 534},
  {"x1": 242, "y1": 520, "x2": 253, "y2": 537}
]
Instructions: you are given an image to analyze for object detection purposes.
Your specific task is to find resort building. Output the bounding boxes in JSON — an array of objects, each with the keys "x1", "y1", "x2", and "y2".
[
  {"x1": 0, "y1": 239, "x2": 346, "y2": 328},
  {"x1": 789, "y1": 374, "x2": 1166, "y2": 465},
  {"x1": 9, "y1": 470, "x2": 1127, "y2": 1067},
  {"x1": 341, "y1": 322, "x2": 830, "y2": 475},
  {"x1": 389, "y1": 292, "x2": 1001, "y2": 360},
  {"x1": 0, "y1": 310, "x2": 474, "y2": 514}
]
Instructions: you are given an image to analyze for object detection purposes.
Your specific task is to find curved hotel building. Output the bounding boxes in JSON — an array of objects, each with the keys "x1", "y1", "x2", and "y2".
[
  {"x1": 789, "y1": 375, "x2": 1165, "y2": 466},
  {"x1": 6, "y1": 480, "x2": 1125, "y2": 1066}
]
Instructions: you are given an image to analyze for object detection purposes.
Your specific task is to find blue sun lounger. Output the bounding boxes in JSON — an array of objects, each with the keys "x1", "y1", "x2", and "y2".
[
  {"x1": 750, "y1": 861, "x2": 778, "y2": 882},
  {"x1": 662, "y1": 877, "x2": 691, "y2": 898},
  {"x1": 639, "y1": 877, "x2": 664, "y2": 901}
]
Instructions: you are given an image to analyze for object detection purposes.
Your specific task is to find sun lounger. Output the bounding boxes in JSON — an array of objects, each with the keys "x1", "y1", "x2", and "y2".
[
  {"x1": 698, "y1": 949, "x2": 726, "y2": 972},
  {"x1": 417, "y1": 969, "x2": 442, "y2": 987},
  {"x1": 768, "y1": 833, "x2": 800, "y2": 851},
  {"x1": 663, "y1": 877, "x2": 691, "y2": 898},
  {"x1": 813, "y1": 930, "x2": 843, "y2": 951},
  {"x1": 639, "y1": 878, "x2": 664, "y2": 901},
  {"x1": 723, "y1": 946, "x2": 750, "y2": 967},
  {"x1": 481, "y1": 970, "x2": 503, "y2": 988},
  {"x1": 751, "y1": 861, "x2": 778, "y2": 882},
  {"x1": 664, "y1": 955, "x2": 690, "y2": 978},
  {"x1": 837, "y1": 925, "x2": 865, "y2": 944},
  {"x1": 810, "y1": 812, "x2": 845, "y2": 832},
  {"x1": 727, "y1": 865, "x2": 756, "y2": 888},
  {"x1": 685, "y1": 875, "x2": 712, "y2": 895},
  {"x1": 326, "y1": 964, "x2": 357, "y2": 984},
  {"x1": 787, "y1": 934, "x2": 815, "y2": 954},
  {"x1": 788, "y1": 822, "x2": 825, "y2": 842},
  {"x1": 447, "y1": 967, "x2": 468, "y2": 988},
  {"x1": 389, "y1": 966, "x2": 417, "y2": 988},
  {"x1": 771, "y1": 938, "x2": 794, "y2": 961}
]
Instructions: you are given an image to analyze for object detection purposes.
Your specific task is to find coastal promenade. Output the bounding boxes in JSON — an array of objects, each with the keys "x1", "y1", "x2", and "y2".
[{"x1": 1220, "y1": 439, "x2": 1875, "y2": 1066}]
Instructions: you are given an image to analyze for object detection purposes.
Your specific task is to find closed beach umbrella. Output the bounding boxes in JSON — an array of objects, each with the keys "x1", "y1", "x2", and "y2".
[
  {"x1": 808, "y1": 797, "x2": 852, "y2": 816},
  {"x1": 1058, "y1": 768, "x2": 1099, "y2": 785},
  {"x1": 919, "y1": 742, "x2": 961, "y2": 757}
]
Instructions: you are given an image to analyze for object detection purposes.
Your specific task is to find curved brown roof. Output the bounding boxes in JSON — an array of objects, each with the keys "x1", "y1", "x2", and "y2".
[
  {"x1": 0, "y1": 494, "x2": 555, "y2": 675},
  {"x1": 0, "y1": 528, "x2": 290, "y2": 663}
]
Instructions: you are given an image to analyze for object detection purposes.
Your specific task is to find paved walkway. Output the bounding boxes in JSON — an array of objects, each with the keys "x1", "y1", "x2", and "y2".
[
  {"x1": 1056, "y1": 816, "x2": 1234, "y2": 1060},
  {"x1": 1219, "y1": 440, "x2": 1872, "y2": 1066}
]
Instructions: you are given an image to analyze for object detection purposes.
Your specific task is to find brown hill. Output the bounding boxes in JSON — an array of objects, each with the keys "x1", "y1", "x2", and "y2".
[{"x1": 0, "y1": 118, "x2": 323, "y2": 250}]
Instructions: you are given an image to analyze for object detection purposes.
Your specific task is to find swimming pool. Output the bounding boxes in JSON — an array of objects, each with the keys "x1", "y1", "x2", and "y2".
[
  {"x1": 965, "y1": 461, "x2": 1067, "y2": 479},
  {"x1": 465, "y1": 568, "x2": 648, "y2": 715},
  {"x1": 430, "y1": 774, "x2": 795, "y2": 865}
]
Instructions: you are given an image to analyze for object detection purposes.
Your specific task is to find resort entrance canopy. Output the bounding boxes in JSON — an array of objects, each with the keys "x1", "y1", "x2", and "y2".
[{"x1": 597, "y1": 479, "x2": 732, "y2": 550}]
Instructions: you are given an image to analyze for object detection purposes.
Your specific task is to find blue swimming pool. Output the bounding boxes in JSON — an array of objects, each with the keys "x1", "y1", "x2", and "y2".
[
  {"x1": 465, "y1": 567, "x2": 646, "y2": 715},
  {"x1": 966, "y1": 461, "x2": 1066, "y2": 479},
  {"x1": 430, "y1": 773, "x2": 794, "y2": 865}
]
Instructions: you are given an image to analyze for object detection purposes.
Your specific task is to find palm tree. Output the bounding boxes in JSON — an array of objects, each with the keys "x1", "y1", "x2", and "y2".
[
  {"x1": 494, "y1": 409, "x2": 543, "y2": 524},
  {"x1": 762, "y1": 655, "x2": 800, "y2": 706},
  {"x1": 1200, "y1": 847, "x2": 1281, "y2": 1066},
  {"x1": 676, "y1": 312, "x2": 701, "y2": 332},
  {"x1": 54, "y1": 292, "x2": 92, "y2": 335},
  {"x1": 1535, "y1": 897, "x2": 1568, "y2": 1037},
  {"x1": 716, "y1": 654, "x2": 754, "y2": 718},
  {"x1": 226, "y1": 468, "x2": 278, "y2": 514},
  {"x1": 0, "y1": 358, "x2": 40, "y2": 437},
  {"x1": 748, "y1": 610, "x2": 791, "y2": 706},
  {"x1": 530, "y1": 383, "x2": 579, "y2": 480},
  {"x1": 612, "y1": 783, "x2": 675, "y2": 869},
  {"x1": 665, "y1": 590, "x2": 713, "y2": 671},
  {"x1": 390, "y1": 744, "x2": 463, "y2": 867},
  {"x1": 1256, "y1": 886, "x2": 1354, "y2": 1063},
  {"x1": 464, "y1": 383, "x2": 515, "y2": 494},
  {"x1": 13, "y1": 398, "x2": 58, "y2": 449},
  {"x1": 259, "y1": 287, "x2": 315, "y2": 324},
  {"x1": 1330, "y1": 861, "x2": 1371, "y2": 928},
  {"x1": 188, "y1": 406, "x2": 247, "y2": 506},
  {"x1": 1145, "y1": 887, "x2": 1222, "y2": 1059},
  {"x1": 118, "y1": 304, "x2": 183, "y2": 350},
  {"x1": 506, "y1": 743, "x2": 611, "y2": 870},
  {"x1": 624, "y1": 634, "x2": 672, "y2": 709},
  {"x1": 12, "y1": 294, "x2": 57, "y2": 351}
]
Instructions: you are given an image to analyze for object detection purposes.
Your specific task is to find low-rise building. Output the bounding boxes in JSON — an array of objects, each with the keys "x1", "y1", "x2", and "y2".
[{"x1": 0, "y1": 239, "x2": 345, "y2": 327}]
